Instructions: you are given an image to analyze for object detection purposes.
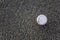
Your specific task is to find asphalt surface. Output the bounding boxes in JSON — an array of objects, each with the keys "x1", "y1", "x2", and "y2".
[{"x1": 0, "y1": 0, "x2": 60, "y2": 40}]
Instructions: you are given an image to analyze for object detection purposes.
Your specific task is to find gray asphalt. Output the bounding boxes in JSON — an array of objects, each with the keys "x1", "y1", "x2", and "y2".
[{"x1": 0, "y1": 0, "x2": 60, "y2": 40}]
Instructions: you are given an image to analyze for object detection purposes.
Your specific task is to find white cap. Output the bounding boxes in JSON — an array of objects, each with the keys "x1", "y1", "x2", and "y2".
[{"x1": 37, "y1": 14, "x2": 47, "y2": 25}]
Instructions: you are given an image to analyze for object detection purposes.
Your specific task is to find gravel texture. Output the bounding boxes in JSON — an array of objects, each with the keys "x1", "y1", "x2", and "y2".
[{"x1": 0, "y1": 0, "x2": 60, "y2": 40}]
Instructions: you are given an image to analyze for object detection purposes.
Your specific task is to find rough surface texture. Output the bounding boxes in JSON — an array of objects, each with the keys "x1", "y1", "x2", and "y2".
[{"x1": 0, "y1": 0, "x2": 60, "y2": 40}]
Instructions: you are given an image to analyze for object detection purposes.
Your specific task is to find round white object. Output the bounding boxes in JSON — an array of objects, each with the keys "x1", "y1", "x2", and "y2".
[{"x1": 37, "y1": 14, "x2": 47, "y2": 25}]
